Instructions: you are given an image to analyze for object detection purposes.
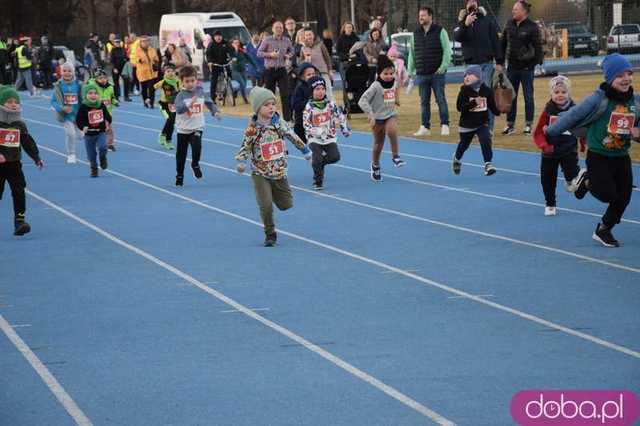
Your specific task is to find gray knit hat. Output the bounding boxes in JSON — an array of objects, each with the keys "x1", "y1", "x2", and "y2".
[{"x1": 250, "y1": 87, "x2": 277, "y2": 114}]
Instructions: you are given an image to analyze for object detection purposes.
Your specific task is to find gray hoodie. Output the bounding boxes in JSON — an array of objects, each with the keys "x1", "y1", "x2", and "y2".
[
  {"x1": 174, "y1": 86, "x2": 218, "y2": 134},
  {"x1": 358, "y1": 80, "x2": 398, "y2": 121}
]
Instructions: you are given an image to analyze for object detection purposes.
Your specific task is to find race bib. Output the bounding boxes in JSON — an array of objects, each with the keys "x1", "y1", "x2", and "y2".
[
  {"x1": 260, "y1": 138, "x2": 285, "y2": 161},
  {"x1": 0, "y1": 128, "x2": 20, "y2": 148},
  {"x1": 549, "y1": 115, "x2": 558, "y2": 125},
  {"x1": 88, "y1": 109, "x2": 104, "y2": 126},
  {"x1": 64, "y1": 94, "x2": 78, "y2": 105},
  {"x1": 608, "y1": 111, "x2": 635, "y2": 136},
  {"x1": 471, "y1": 97, "x2": 487, "y2": 112},
  {"x1": 189, "y1": 103, "x2": 203, "y2": 114},
  {"x1": 312, "y1": 111, "x2": 331, "y2": 127},
  {"x1": 383, "y1": 88, "x2": 395, "y2": 103},
  {"x1": 168, "y1": 103, "x2": 176, "y2": 113}
]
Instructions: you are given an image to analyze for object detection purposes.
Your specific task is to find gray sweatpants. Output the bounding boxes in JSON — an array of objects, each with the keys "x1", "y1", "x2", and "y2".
[{"x1": 63, "y1": 121, "x2": 82, "y2": 156}]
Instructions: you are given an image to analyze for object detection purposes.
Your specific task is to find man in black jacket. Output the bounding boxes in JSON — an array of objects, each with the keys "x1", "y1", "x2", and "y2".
[
  {"x1": 499, "y1": 0, "x2": 543, "y2": 136},
  {"x1": 37, "y1": 35, "x2": 57, "y2": 89},
  {"x1": 205, "y1": 31, "x2": 232, "y2": 103},
  {"x1": 110, "y1": 38, "x2": 130, "y2": 101},
  {"x1": 454, "y1": 0, "x2": 502, "y2": 131}
]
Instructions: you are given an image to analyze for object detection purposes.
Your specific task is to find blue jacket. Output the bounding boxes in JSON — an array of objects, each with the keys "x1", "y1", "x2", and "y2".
[
  {"x1": 51, "y1": 80, "x2": 82, "y2": 122},
  {"x1": 245, "y1": 43, "x2": 264, "y2": 77}
]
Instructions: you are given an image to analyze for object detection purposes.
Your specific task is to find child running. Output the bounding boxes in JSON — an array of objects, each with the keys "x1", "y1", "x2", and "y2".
[
  {"x1": 533, "y1": 75, "x2": 585, "y2": 216},
  {"x1": 235, "y1": 87, "x2": 312, "y2": 247},
  {"x1": 358, "y1": 54, "x2": 405, "y2": 182},
  {"x1": 92, "y1": 68, "x2": 119, "y2": 151},
  {"x1": 303, "y1": 76, "x2": 350, "y2": 190},
  {"x1": 452, "y1": 65, "x2": 501, "y2": 176},
  {"x1": 173, "y1": 65, "x2": 219, "y2": 186},
  {"x1": 291, "y1": 62, "x2": 318, "y2": 144},
  {"x1": 0, "y1": 85, "x2": 44, "y2": 235},
  {"x1": 154, "y1": 63, "x2": 180, "y2": 150},
  {"x1": 547, "y1": 54, "x2": 639, "y2": 247},
  {"x1": 51, "y1": 62, "x2": 82, "y2": 164},
  {"x1": 75, "y1": 82, "x2": 112, "y2": 177}
]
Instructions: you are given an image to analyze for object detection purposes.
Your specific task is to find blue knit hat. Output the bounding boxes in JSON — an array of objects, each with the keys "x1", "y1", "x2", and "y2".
[
  {"x1": 602, "y1": 53, "x2": 633, "y2": 85},
  {"x1": 464, "y1": 65, "x2": 482, "y2": 81}
]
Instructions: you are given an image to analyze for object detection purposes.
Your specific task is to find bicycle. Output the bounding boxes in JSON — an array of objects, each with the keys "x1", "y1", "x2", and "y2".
[{"x1": 210, "y1": 61, "x2": 234, "y2": 107}]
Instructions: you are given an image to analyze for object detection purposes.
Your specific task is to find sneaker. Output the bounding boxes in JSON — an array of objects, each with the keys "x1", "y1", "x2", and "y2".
[
  {"x1": 133, "y1": 89, "x2": 140, "y2": 96},
  {"x1": 502, "y1": 125, "x2": 515, "y2": 135},
  {"x1": 413, "y1": 126, "x2": 431, "y2": 137},
  {"x1": 165, "y1": 141, "x2": 174, "y2": 150},
  {"x1": 99, "y1": 154, "x2": 108, "y2": 170},
  {"x1": 452, "y1": 156, "x2": 462, "y2": 175},
  {"x1": 90, "y1": 165, "x2": 98, "y2": 178},
  {"x1": 523, "y1": 125, "x2": 532, "y2": 135},
  {"x1": 264, "y1": 233, "x2": 277, "y2": 247},
  {"x1": 175, "y1": 175, "x2": 184, "y2": 186},
  {"x1": 192, "y1": 166, "x2": 203, "y2": 180},
  {"x1": 484, "y1": 162, "x2": 497, "y2": 176},
  {"x1": 544, "y1": 206, "x2": 557, "y2": 216},
  {"x1": 66, "y1": 154, "x2": 77, "y2": 164},
  {"x1": 144, "y1": 98, "x2": 151, "y2": 108},
  {"x1": 158, "y1": 134, "x2": 167, "y2": 147},
  {"x1": 370, "y1": 163, "x2": 382, "y2": 182},
  {"x1": 574, "y1": 175, "x2": 589, "y2": 200},
  {"x1": 566, "y1": 168, "x2": 587, "y2": 193},
  {"x1": 441, "y1": 124, "x2": 450, "y2": 136},
  {"x1": 108, "y1": 144, "x2": 116, "y2": 152},
  {"x1": 313, "y1": 181, "x2": 324, "y2": 190},
  {"x1": 392, "y1": 156, "x2": 406, "y2": 167},
  {"x1": 592, "y1": 223, "x2": 620, "y2": 247},
  {"x1": 14, "y1": 219, "x2": 31, "y2": 236}
]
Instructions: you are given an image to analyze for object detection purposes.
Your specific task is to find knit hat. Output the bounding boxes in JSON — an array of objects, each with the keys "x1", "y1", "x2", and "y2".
[
  {"x1": 249, "y1": 86, "x2": 276, "y2": 114},
  {"x1": 82, "y1": 81, "x2": 102, "y2": 108},
  {"x1": 376, "y1": 54, "x2": 395, "y2": 75},
  {"x1": 549, "y1": 75, "x2": 571, "y2": 94},
  {"x1": 602, "y1": 53, "x2": 633, "y2": 85},
  {"x1": 0, "y1": 85, "x2": 20, "y2": 106},
  {"x1": 464, "y1": 64, "x2": 482, "y2": 80},
  {"x1": 308, "y1": 75, "x2": 326, "y2": 90},
  {"x1": 94, "y1": 67, "x2": 107, "y2": 78}
]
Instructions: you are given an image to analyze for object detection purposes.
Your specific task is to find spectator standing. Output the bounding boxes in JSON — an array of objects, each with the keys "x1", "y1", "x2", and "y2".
[{"x1": 257, "y1": 21, "x2": 294, "y2": 122}]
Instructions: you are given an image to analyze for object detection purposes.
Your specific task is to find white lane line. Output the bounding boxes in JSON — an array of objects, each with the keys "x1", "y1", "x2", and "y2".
[
  {"x1": 0, "y1": 315, "x2": 93, "y2": 426},
  {"x1": 10, "y1": 324, "x2": 33, "y2": 328},
  {"x1": 29, "y1": 144, "x2": 640, "y2": 360},
  {"x1": 25, "y1": 120, "x2": 640, "y2": 274},
  {"x1": 27, "y1": 190, "x2": 454, "y2": 425},
  {"x1": 220, "y1": 308, "x2": 271, "y2": 314},
  {"x1": 448, "y1": 294, "x2": 495, "y2": 300}
]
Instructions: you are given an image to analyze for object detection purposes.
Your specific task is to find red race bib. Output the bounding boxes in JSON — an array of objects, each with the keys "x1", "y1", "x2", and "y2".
[
  {"x1": 0, "y1": 129, "x2": 20, "y2": 147},
  {"x1": 383, "y1": 88, "x2": 395, "y2": 103},
  {"x1": 608, "y1": 111, "x2": 635, "y2": 136},
  {"x1": 260, "y1": 139, "x2": 285, "y2": 161},
  {"x1": 189, "y1": 103, "x2": 203, "y2": 114},
  {"x1": 471, "y1": 97, "x2": 487, "y2": 112},
  {"x1": 549, "y1": 115, "x2": 558, "y2": 125},
  {"x1": 64, "y1": 94, "x2": 78, "y2": 105},
  {"x1": 88, "y1": 109, "x2": 104, "y2": 126},
  {"x1": 312, "y1": 111, "x2": 331, "y2": 127}
]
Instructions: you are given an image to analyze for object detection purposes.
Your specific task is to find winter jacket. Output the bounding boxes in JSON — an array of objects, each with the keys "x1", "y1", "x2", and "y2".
[
  {"x1": 76, "y1": 103, "x2": 112, "y2": 135},
  {"x1": 456, "y1": 83, "x2": 500, "y2": 130},
  {"x1": 299, "y1": 40, "x2": 332, "y2": 74},
  {"x1": 533, "y1": 100, "x2": 581, "y2": 157},
  {"x1": 358, "y1": 80, "x2": 399, "y2": 121},
  {"x1": 0, "y1": 117, "x2": 41, "y2": 164},
  {"x1": 500, "y1": 17, "x2": 543, "y2": 69},
  {"x1": 51, "y1": 79, "x2": 82, "y2": 122},
  {"x1": 453, "y1": 7, "x2": 503, "y2": 65},
  {"x1": 135, "y1": 46, "x2": 160, "y2": 82},
  {"x1": 303, "y1": 99, "x2": 348, "y2": 145},
  {"x1": 205, "y1": 40, "x2": 232, "y2": 66},
  {"x1": 336, "y1": 33, "x2": 359, "y2": 62}
]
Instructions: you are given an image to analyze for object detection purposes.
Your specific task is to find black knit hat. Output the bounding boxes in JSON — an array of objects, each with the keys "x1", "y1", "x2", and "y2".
[
  {"x1": 308, "y1": 75, "x2": 326, "y2": 90},
  {"x1": 376, "y1": 54, "x2": 395, "y2": 75}
]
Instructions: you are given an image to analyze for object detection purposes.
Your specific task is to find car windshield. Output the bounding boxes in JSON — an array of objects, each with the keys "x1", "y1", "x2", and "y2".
[
  {"x1": 204, "y1": 26, "x2": 251, "y2": 45},
  {"x1": 614, "y1": 25, "x2": 640, "y2": 35},
  {"x1": 559, "y1": 24, "x2": 589, "y2": 34}
]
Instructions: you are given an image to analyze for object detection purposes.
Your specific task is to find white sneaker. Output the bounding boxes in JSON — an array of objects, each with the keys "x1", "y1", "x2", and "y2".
[
  {"x1": 544, "y1": 206, "x2": 557, "y2": 216},
  {"x1": 566, "y1": 168, "x2": 587, "y2": 193},
  {"x1": 441, "y1": 124, "x2": 450, "y2": 136},
  {"x1": 414, "y1": 126, "x2": 431, "y2": 137},
  {"x1": 66, "y1": 154, "x2": 77, "y2": 164}
]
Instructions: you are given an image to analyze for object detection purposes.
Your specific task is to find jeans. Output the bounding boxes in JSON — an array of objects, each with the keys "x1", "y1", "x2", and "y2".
[
  {"x1": 84, "y1": 132, "x2": 107, "y2": 165},
  {"x1": 479, "y1": 62, "x2": 495, "y2": 130},
  {"x1": 15, "y1": 68, "x2": 34, "y2": 94},
  {"x1": 231, "y1": 70, "x2": 248, "y2": 101},
  {"x1": 416, "y1": 73, "x2": 449, "y2": 128},
  {"x1": 506, "y1": 68, "x2": 535, "y2": 126}
]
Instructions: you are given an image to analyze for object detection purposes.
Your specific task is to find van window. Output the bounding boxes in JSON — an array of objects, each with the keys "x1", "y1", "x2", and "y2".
[{"x1": 205, "y1": 27, "x2": 251, "y2": 45}]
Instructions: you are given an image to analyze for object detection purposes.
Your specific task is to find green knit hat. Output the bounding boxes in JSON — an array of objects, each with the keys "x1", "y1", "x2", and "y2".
[
  {"x1": 82, "y1": 81, "x2": 102, "y2": 108},
  {"x1": 249, "y1": 87, "x2": 276, "y2": 114},
  {"x1": 0, "y1": 85, "x2": 20, "y2": 106}
]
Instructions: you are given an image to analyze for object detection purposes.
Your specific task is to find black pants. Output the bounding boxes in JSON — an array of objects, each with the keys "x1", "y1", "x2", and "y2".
[
  {"x1": 540, "y1": 152, "x2": 580, "y2": 207},
  {"x1": 0, "y1": 62, "x2": 10, "y2": 85},
  {"x1": 140, "y1": 79, "x2": 156, "y2": 106},
  {"x1": 293, "y1": 114, "x2": 307, "y2": 144},
  {"x1": 113, "y1": 71, "x2": 129, "y2": 99},
  {"x1": 159, "y1": 102, "x2": 176, "y2": 140},
  {"x1": 264, "y1": 67, "x2": 291, "y2": 121},
  {"x1": 176, "y1": 132, "x2": 202, "y2": 177},
  {"x1": 131, "y1": 66, "x2": 140, "y2": 92},
  {"x1": 585, "y1": 150, "x2": 633, "y2": 229},
  {"x1": 455, "y1": 126, "x2": 493, "y2": 163},
  {"x1": 310, "y1": 142, "x2": 341, "y2": 183},
  {"x1": 0, "y1": 162, "x2": 27, "y2": 218}
]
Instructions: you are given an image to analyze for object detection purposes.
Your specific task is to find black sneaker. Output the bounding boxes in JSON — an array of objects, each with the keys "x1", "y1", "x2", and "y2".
[
  {"x1": 90, "y1": 164, "x2": 98, "y2": 178},
  {"x1": 175, "y1": 175, "x2": 184, "y2": 186},
  {"x1": 452, "y1": 156, "x2": 462, "y2": 175},
  {"x1": 108, "y1": 145, "x2": 116, "y2": 152},
  {"x1": 14, "y1": 216, "x2": 30, "y2": 236},
  {"x1": 264, "y1": 233, "x2": 277, "y2": 247},
  {"x1": 574, "y1": 175, "x2": 589, "y2": 200},
  {"x1": 592, "y1": 223, "x2": 620, "y2": 247},
  {"x1": 523, "y1": 125, "x2": 532, "y2": 135},
  {"x1": 192, "y1": 166, "x2": 203, "y2": 180},
  {"x1": 99, "y1": 154, "x2": 108, "y2": 170},
  {"x1": 313, "y1": 181, "x2": 324, "y2": 190},
  {"x1": 370, "y1": 163, "x2": 382, "y2": 182},
  {"x1": 502, "y1": 125, "x2": 515, "y2": 135},
  {"x1": 392, "y1": 156, "x2": 406, "y2": 167},
  {"x1": 484, "y1": 162, "x2": 497, "y2": 176}
]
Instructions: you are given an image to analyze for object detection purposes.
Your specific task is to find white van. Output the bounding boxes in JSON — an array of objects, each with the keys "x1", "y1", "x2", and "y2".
[{"x1": 159, "y1": 12, "x2": 252, "y2": 76}]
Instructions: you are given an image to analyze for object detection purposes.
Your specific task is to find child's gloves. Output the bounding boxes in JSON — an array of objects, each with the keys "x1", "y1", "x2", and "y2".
[
  {"x1": 301, "y1": 145, "x2": 312, "y2": 161},
  {"x1": 342, "y1": 129, "x2": 351, "y2": 138},
  {"x1": 236, "y1": 162, "x2": 246, "y2": 174},
  {"x1": 35, "y1": 159, "x2": 44, "y2": 169}
]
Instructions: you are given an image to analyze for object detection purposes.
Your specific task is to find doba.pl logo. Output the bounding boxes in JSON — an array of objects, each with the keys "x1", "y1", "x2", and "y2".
[{"x1": 511, "y1": 391, "x2": 640, "y2": 425}]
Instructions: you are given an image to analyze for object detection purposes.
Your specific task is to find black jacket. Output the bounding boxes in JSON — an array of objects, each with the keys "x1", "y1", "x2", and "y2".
[
  {"x1": 205, "y1": 40, "x2": 232, "y2": 66},
  {"x1": 336, "y1": 33, "x2": 360, "y2": 62},
  {"x1": 76, "y1": 104, "x2": 112, "y2": 135},
  {"x1": 0, "y1": 120, "x2": 41, "y2": 163},
  {"x1": 412, "y1": 24, "x2": 444, "y2": 76},
  {"x1": 110, "y1": 47, "x2": 128, "y2": 71},
  {"x1": 500, "y1": 18, "x2": 543, "y2": 70},
  {"x1": 454, "y1": 7, "x2": 503, "y2": 65},
  {"x1": 456, "y1": 83, "x2": 500, "y2": 129}
]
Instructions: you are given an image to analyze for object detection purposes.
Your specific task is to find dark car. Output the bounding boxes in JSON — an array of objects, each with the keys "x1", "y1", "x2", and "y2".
[{"x1": 549, "y1": 22, "x2": 599, "y2": 57}]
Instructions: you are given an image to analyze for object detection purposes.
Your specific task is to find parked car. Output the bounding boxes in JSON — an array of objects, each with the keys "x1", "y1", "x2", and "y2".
[
  {"x1": 549, "y1": 22, "x2": 599, "y2": 57},
  {"x1": 607, "y1": 24, "x2": 640, "y2": 54}
]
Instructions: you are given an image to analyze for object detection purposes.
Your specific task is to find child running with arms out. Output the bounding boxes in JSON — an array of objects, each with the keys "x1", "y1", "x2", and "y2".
[
  {"x1": 235, "y1": 87, "x2": 312, "y2": 247},
  {"x1": 533, "y1": 75, "x2": 586, "y2": 216},
  {"x1": 75, "y1": 82, "x2": 112, "y2": 178},
  {"x1": 51, "y1": 62, "x2": 82, "y2": 164},
  {"x1": 358, "y1": 54, "x2": 405, "y2": 182},
  {"x1": 303, "y1": 76, "x2": 350, "y2": 190},
  {"x1": 154, "y1": 63, "x2": 180, "y2": 150},
  {"x1": 173, "y1": 65, "x2": 220, "y2": 186}
]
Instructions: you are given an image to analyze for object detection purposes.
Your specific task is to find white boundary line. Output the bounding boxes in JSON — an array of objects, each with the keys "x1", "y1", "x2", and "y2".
[
  {"x1": 29, "y1": 142, "x2": 640, "y2": 360},
  {"x1": 0, "y1": 315, "x2": 93, "y2": 426},
  {"x1": 25, "y1": 119, "x2": 640, "y2": 274},
  {"x1": 26, "y1": 190, "x2": 455, "y2": 425}
]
